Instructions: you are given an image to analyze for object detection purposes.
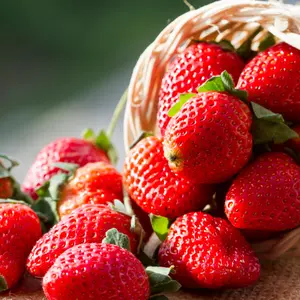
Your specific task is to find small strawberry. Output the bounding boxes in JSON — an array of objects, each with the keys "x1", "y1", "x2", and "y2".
[
  {"x1": 225, "y1": 152, "x2": 300, "y2": 231},
  {"x1": 158, "y1": 211, "x2": 260, "y2": 289},
  {"x1": 237, "y1": 42, "x2": 300, "y2": 122},
  {"x1": 158, "y1": 42, "x2": 245, "y2": 135},
  {"x1": 123, "y1": 136, "x2": 215, "y2": 219},
  {"x1": 0, "y1": 204, "x2": 42, "y2": 292},
  {"x1": 0, "y1": 167, "x2": 13, "y2": 199},
  {"x1": 27, "y1": 204, "x2": 140, "y2": 277},
  {"x1": 164, "y1": 73, "x2": 252, "y2": 184},
  {"x1": 54, "y1": 162, "x2": 123, "y2": 219},
  {"x1": 43, "y1": 243, "x2": 150, "y2": 300},
  {"x1": 22, "y1": 137, "x2": 110, "y2": 200}
]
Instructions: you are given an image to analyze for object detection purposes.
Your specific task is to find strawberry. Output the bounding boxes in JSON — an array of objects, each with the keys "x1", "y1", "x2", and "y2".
[
  {"x1": 27, "y1": 204, "x2": 140, "y2": 277},
  {"x1": 158, "y1": 211, "x2": 260, "y2": 289},
  {"x1": 164, "y1": 90, "x2": 252, "y2": 184},
  {"x1": 225, "y1": 152, "x2": 300, "y2": 231},
  {"x1": 123, "y1": 136, "x2": 214, "y2": 219},
  {"x1": 43, "y1": 243, "x2": 150, "y2": 300},
  {"x1": 0, "y1": 204, "x2": 42, "y2": 291},
  {"x1": 158, "y1": 42, "x2": 245, "y2": 135},
  {"x1": 56, "y1": 162, "x2": 123, "y2": 219},
  {"x1": 237, "y1": 42, "x2": 300, "y2": 122},
  {"x1": 22, "y1": 137, "x2": 110, "y2": 200}
]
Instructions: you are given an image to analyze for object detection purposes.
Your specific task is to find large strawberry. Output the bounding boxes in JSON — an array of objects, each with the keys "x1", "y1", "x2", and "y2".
[
  {"x1": 43, "y1": 242, "x2": 150, "y2": 300},
  {"x1": 158, "y1": 211, "x2": 260, "y2": 289},
  {"x1": 40, "y1": 161, "x2": 123, "y2": 219},
  {"x1": 123, "y1": 136, "x2": 215, "y2": 219},
  {"x1": 237, "y1": 42, "x2": 300, "y2": 122},
  {"x1": 163, "y1": 74, "x2": 253, "y2": 184},
  {"x1": 27, "y1": 204, "x2": 140, "y2": 277},
  {"x1": 158, "y1": 42, "x2": 245, "y2": 135},
  {"x1": 225, "y1": 152, "x2": 300, "y2": 231},
  {"x1": 0, "y1": 204, "x2": 42, "y2": 291},
  {"x1": 22, "y1": 136, "x2": 110, "y2": 200}
]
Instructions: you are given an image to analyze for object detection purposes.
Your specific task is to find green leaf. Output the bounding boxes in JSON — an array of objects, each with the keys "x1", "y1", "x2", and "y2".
[
  {"x1": 138, "y1": 250, "x2": 158, "y2": 267},
  {"x1": 0, "y1": 166, "x2": 10, "y2": 179},
  {"x1": 102, "y1": 228, "x2": 131, "y2": 251},
  {"x1": 237, "y1": 26, "x2": 262, "y2": 60},
  {"x1": 0, "y1": 275, "x2": 8, "y2": 292},
  {"x1": 198, "y1": 76, "x2": 225, "y2": 93},
  {"x1": 258, "y1": 32, "x2": 276, "y2": 52},
  {"x1": 129, "y1": 131, "x2": 154, "y2": 149},
  {"x1": 252, "y1": 120, "x2": 298, "y2": 144},
  {"x1": 150, "y1": 215, "x2": 171, "y2": 242},
  {"x1": 168, "y1": 93, "x2": 196, "y2": 117},
  {"x1": 0, "y1": 198, "x2": 30, "y2": 206},
  {"x1": 150, "y1": 295, "x2": 169, "y2": 300},
  {"x1": 52, "y1": 162, "x2": 79, "y2": 173},
  {"x1": 146, "y1": 266, "x2": 181, "y2": 295},
  {"x1": 95, "y1": 130, "x2": 118, "y2": 165},
  {"x1": 32, "y1": 197, "x2": 60, "y2": 225},
  {"x1": 82, "y1": 128, "x2": 97, "y2": 141},
  {"x1": 251, "y1": 102, "x2": 299, "y2": 144}
]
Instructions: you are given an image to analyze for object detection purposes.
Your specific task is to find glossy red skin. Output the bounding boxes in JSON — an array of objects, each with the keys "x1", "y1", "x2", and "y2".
[
  {"x1": 238, "y1": 42, "x2": 300, "y2": 122},
  {"x1": 58, "y1": 162, "x2": 123, "y2": 218},
  {"x1": 164, "y1": 92, "x2": 253, "y2": 184},
  {"x1": 158, "y1": 42, "x2": 245, "y2": 136},
  {"x1": 225, "y1": 152, "x2": 300, "y2": 231},
  {"x1": 158, "y1": 211, "x2": 260, "y2": 289},
  {"x1": 0, "y1": 204, "x2": 42, "y2": 289},
  {"x1": 27, "y1": 204, "x2": 139, "y2": 278},
  {"x1": 22, "y1": 137, "x2": 109, "y2": 199},
  {"x1": 123, "y1": 136, "x2": 215, "y2": 219},
  {"x1": 43, "y1": 243, "x2": 150, "y2": 300}
]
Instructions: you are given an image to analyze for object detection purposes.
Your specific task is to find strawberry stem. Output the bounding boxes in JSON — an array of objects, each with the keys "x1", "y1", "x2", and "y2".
[{"x1": 106, "y1": 89, "x2": 128, "y2": 139}]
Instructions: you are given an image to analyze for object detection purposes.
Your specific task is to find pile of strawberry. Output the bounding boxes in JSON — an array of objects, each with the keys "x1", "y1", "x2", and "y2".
[{"x1": 1, "y1": 37, "x2": 300, "y2": 300}]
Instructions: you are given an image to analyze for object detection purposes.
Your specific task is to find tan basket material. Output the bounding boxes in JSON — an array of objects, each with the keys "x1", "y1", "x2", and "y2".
[{"x1": 123, "y1": 0, "x2": 300, "y2": 259}]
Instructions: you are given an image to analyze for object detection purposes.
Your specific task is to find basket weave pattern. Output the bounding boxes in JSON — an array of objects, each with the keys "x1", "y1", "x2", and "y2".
[{"x1": 124, "y1": 0, "x2": 300, "y2": 259}]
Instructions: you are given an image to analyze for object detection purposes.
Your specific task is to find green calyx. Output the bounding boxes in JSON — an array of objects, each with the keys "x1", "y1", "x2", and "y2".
[
  {"x1": 150, "y1": 215, "x2": 171, "y2": 242},
  {"x1": 0, "y1": 275, "x2": 8, "y2": 292},
  {"x1": 102, "y1": 228, "x2": 131, "y2": 251},
  {"x1": 251, "y1": 102, "x2": 299, "y2": 145},
  {"x1": 168, "y1": 71, "x2": 247, "y2": 117},
  {"x1": 146, "y1": 266, "x2": 181, "y2": 296},
  {"x1": 33, "y1": 162, "x2": 79, "y2": 226},
  {"x1": 83, "y1": 128, "x2": 118, "y2": 165}
]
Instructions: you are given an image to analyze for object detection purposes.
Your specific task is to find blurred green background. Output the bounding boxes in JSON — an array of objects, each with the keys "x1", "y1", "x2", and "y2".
[{"x1": 0, "y1": 0, "x2": 211, "y2": 179}]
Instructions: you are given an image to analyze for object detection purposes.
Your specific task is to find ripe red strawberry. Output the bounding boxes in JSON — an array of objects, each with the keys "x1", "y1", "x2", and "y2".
[
  {"x1": 0, "y1": 204, "x2": 42, "y2": 291},
  {"x1": 123, "y1": 136, "x2": 215, "y2": 219},
  {"x1": 158, "y1": 211, "x2": 260, "y2": 289},
  {"x1": 237, "y1": 42, "x2": 300, "y2": 122},
  {"x1": 158, "y1": 42, "x2": 245, "y2": 135},
  {"x1": 57, "y1": 162, "x2": 123, "y2": 218},
  {"x1": 225, "y1": 152, "x2": 300, "y2": 231},
  {"x1": 27, "y1": 204, "x2": 139, "y2": 277},
  {"x1": 164, "y1": 92, "x2": 253, "y2": 184},
  {"x1": 22, "y1": 137, "x2": 109, "y2": 199},
  {"x1": 43, "y1": 243, "x2": 150, "y2": 300}
]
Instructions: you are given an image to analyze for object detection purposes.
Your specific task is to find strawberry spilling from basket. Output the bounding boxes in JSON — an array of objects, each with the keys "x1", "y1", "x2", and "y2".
[{"x1": 2, "y1": 3, "x2": 300, "y2": 299}]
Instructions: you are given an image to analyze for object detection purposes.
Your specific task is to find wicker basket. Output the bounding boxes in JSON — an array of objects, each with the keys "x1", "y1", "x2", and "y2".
[{"x1": 124, "y1": 0, "x2": 300, "y2": 260}]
